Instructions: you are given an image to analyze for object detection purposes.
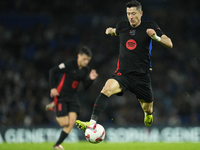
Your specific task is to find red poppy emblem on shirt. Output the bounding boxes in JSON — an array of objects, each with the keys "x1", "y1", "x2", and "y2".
[
  {"x1": 72, "y1": 80, "x2": 79, "y2": 89},
  {"x1": 126, "y1": 39, "x2": 137, "y2": 50}
]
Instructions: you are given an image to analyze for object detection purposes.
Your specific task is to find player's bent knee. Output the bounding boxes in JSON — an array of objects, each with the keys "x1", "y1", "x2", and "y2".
[
  {"x1": 59, "y1": 121, "x2": 69, "y2": 127},
  {"x1": 101, "y1": 87, "x2": 114, "y2": 97}
]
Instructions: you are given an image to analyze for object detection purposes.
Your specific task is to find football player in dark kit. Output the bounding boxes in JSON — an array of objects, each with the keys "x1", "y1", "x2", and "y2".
[
  {"x1": 47, "y1": 46, "x2": 98, "y2": 149},
  {"x1": 76, "y1": 0, "x2": 173, "y2": 132}
]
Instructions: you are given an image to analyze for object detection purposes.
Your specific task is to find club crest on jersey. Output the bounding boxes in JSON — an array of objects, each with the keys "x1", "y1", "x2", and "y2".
[
  {"x1": 126, "y1": 39, "x2": 137, "y2": 50},
  {"x1": 129, "y1": 30, "x2": 136, "y2": 36}
]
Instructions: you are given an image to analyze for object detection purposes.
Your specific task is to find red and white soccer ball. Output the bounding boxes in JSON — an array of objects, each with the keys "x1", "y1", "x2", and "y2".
[{"x1": 85, "y1": 124, "x2": 105, "y2": 144}]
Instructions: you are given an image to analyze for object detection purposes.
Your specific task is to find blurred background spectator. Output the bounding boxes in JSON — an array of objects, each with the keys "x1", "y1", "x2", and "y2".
[{"x1": 0, "y1": 0, "x2": 200, "y2": 127}]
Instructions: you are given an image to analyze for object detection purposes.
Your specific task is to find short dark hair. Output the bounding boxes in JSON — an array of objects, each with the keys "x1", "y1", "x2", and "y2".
[
  {"x1": 78, "y1": 46, "x2": 92, "y2": 57},
  {"x1": 126, "y1": 0, "x2": 142, "y2": 12}
]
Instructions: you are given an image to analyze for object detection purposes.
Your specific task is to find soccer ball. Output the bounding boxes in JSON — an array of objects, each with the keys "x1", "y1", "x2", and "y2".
[{"x1": 85, "y1": 124, "x2": 105, "y2": 144}]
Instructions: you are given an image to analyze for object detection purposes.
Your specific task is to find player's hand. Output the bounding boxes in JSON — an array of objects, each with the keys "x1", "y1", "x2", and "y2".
[
  {"x1": 146, "y1": 29, "x2": 156, "y2": 37},
  {"x1": 50, "y1": 88, "x2": 59, "y2": 98},
  {"x1": 105, "y1": 27, "x2": 113, "y2": 35},
  {"x1": 89, "y1": 69, "x2": 98, "y2": 80},
  {"x1": 105, "y1": 27, "x2": 116, "y2": 36},
  {"x1": 146, "y1": 29, "x2": 161, "y2": 42}
]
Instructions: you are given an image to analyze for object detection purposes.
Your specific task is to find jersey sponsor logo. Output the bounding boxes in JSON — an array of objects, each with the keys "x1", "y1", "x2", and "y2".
[
  {"x1": 58, "y1": 63, "x2": 65, "y2": 69},
  {"x1": 129, "y1": 30, "x2": 136, "y2": 36},
  {"x1": 72, "y1": 80, "x2": 79, "y2": 89},
  {"x1": 126, "y1": 39, "x2": 137, "y2": 50}
]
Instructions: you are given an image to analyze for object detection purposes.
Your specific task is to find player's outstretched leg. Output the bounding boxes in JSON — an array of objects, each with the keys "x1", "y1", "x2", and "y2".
[
  {"x1": 45, "y1": 101, "x2": 55, "y2": 111},
  {"x1": 76, "y1": 120, "x2": 91, "y2": 132},
  {"x1": 144, "y1": 113, "x2": 153, "y2": 127},
  {"x1": 53, "y1": 144, "x2": 64, "y2": 149}
]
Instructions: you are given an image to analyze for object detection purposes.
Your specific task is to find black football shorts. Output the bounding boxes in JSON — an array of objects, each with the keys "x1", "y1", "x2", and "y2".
[
  {"x1": 54, "y1": 94, "x2": 81, "y2": 117},
  {"x1": 111, "y1": 72, "x2": 153, "y2": 103}
]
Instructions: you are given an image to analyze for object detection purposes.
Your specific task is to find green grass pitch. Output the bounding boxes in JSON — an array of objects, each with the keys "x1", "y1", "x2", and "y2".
[{"x1": 0, "y1": 141, "x2": 200, "y2": 150}]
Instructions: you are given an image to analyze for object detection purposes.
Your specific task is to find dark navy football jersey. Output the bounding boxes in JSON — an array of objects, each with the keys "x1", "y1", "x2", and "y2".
[
  {"x1": 115, "y1": 20, "x2": 163, "y2": 74},
  {"x1": 49, "y1": 59, "x2": 93, "y2": 98}
]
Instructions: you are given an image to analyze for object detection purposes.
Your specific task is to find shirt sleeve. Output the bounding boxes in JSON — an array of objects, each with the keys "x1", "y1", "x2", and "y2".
[
  {"x1": 49, "y1": 61, "x2": 69, "y2": 89},
  {"x1": 150, "y1": 21, "x2": 164, "y2": 37},
  {"x1": 81, "y1": 67, "x2": 94, "y2": 90},
  {"x1": 115, "y1": 22, "x2": 121, "y2": 35},
  {"x1": 82, "y1": 76, "x2": 94, "y2": 90}
]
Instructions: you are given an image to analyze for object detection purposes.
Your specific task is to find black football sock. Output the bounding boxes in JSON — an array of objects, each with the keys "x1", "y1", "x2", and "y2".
[
  {"x1": 91, "y1": 93, "x2": 109, "y2": 121},
  {"x1": 54, "y1": 130, "x2": 68, "y2": 146}
]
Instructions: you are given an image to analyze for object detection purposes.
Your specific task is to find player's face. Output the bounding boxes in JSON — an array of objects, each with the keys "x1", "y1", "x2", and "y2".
[
  {"x1": 127, "y1": 7, "x2": 143, "y2": 28},
  {"x1": 77, "y1": 53, "x2": 91, "y2": 68}
]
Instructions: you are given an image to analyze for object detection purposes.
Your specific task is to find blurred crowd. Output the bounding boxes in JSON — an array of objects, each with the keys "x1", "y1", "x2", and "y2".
[{"x1": 0, "y1": 0, "x2": 200, "y2": 127}]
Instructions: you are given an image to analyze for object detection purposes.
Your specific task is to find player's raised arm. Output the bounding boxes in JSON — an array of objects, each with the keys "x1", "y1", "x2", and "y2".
[
  {"x1": 105, "y1": 27, "x2": 118, "y2": 36},
  {"x1": 146, "y1": 29, "x2": 173, "y2": 49},
  {"x1": 160, "y1": 34, "x2": 173, "y2": 49}
]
